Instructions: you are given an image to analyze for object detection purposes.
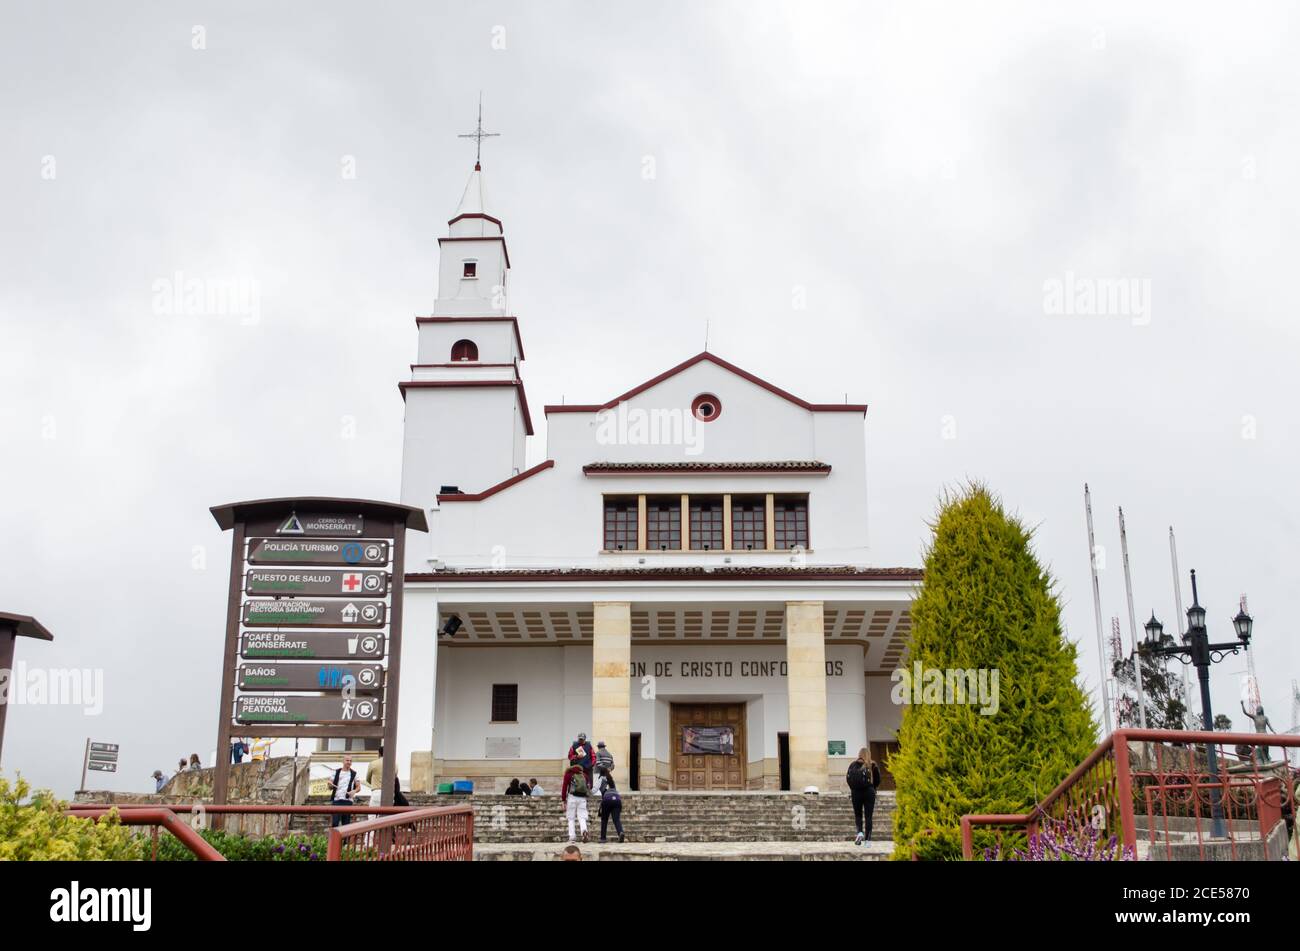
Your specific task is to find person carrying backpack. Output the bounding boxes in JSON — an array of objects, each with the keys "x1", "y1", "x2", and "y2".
[
  {"x1": 561, "y1": 762, "x2": 590, "y2": 843},
  {"x1": 846, "y1": 747, "x2": 882, "y2": 845},
  {"x1": 596, "y1": 767, "x2": 625, "y2": 843},
  {"x1": 568, "y1": 732, "x2": 595, "y2": 788}
]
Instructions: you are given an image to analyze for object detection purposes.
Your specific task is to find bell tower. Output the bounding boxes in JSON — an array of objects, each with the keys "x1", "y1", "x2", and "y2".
[{"x1": 399, "y1": 110, "x2": 531, "y2": 518}]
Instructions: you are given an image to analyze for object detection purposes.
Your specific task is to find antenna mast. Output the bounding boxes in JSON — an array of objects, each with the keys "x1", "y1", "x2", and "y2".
[
  {"x1": 1119, "y1": 507, "x2": 1148, "y2": 729},
  {"x1": 1085, "y1": 485, "x2": 1114, "y2": 735}
]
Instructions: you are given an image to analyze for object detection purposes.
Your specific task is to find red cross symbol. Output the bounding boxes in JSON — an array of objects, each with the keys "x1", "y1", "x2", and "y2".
[{"x1": 342, "y1": 573, "x2": 362, "y2": 591}]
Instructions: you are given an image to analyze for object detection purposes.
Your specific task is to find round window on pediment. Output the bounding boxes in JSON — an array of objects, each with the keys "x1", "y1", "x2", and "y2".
[{"x1": 691, "y1": 393, "x2": 722, "y2": 422}]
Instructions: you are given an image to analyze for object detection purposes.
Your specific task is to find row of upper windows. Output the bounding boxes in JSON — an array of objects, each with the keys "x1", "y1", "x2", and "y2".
[{"x1": 603, "y1": 494, "x2": 809, "y2": 552}]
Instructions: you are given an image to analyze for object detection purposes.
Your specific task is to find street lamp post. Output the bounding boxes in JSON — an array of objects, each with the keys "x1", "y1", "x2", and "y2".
[{"x1": 1140, "y1": 569, "x2": 1251, "y2": 840}]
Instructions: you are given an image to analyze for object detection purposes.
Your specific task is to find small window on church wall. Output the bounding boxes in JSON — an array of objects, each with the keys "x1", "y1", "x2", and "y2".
[
  {"x1": 691, "y1": 393, "x2": 722, "y2": 422},
  {"x1": 646, "y1": 496, "x2": 682, "y2": 551},
  {"x1": 450, "y1": 339, "x2": 478, "y2": 362},
  {"x1": 731, "y1": 495, "x2": 766, "y2": 550},
  {"x1": 463, "y1": 260, "x2": 478, "y2": 278},
  {"x1": 491, "y1": 684, "x2": 518, "y2": 722},
  {"x1": 774, "y1": 495, "x2": 809, "y2": 549},
  {"x1": 603, "y1": 496, "x2": 638, "y2": 550},
  {"x1": 689, "y1": 496, "x2": 724, "y2": 550}
]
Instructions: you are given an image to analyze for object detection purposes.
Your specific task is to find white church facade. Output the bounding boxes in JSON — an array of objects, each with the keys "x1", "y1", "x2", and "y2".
[{"x1": 391, "y1": 159, "x2": 922, "y2": 794}]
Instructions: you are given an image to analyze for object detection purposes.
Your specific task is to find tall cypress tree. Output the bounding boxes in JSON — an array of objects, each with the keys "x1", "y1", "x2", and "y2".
[{"x1": 890, "y1": 485, "x2": 1098, "y2": 860}]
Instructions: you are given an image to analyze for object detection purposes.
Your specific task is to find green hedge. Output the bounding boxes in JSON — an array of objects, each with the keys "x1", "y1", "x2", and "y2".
[
  {"x1": 0, "y1": 775, "x2": 143, "y2": 861},
  {"x1": 155, "y1": 828, "x2": 331, "y2": 861}
]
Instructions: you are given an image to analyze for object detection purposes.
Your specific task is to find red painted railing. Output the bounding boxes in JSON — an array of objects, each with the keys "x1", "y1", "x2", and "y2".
[
  {"x1": 66, "y1": 803, "x2": 471, "y2": 861},
  {"x1": 326, "y1": 804, "x2": 474, "y2": 861},
  {"x1": 69, "y1": 807, "x2": 226, "y2": 861},
  {"x1": 960, "y1": 729, "x2": 1300, "y2": 860}
]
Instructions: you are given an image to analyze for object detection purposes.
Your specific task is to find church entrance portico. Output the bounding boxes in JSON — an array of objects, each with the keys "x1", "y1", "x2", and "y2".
[{"x1": 401, "y1": 574, "x2": 919, "y2": 793}]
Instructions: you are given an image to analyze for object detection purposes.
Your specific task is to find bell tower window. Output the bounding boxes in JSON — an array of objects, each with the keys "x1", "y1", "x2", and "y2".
[
  {"x1": 462, "y1": 260, "x2": 478, "y2": 278},
  {"x1": 450, "y1": 339, "x2": 479, "y2": 362}
]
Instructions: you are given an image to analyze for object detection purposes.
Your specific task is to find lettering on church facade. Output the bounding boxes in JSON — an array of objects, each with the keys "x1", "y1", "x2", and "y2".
[{"x1": 630, "y1": 659, "x2": 845, "y2": 679}]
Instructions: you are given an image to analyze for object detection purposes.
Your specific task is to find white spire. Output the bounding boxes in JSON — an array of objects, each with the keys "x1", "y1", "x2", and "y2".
[{"x1": 454, "y1": 164, "x2": 488, "y2": 218}]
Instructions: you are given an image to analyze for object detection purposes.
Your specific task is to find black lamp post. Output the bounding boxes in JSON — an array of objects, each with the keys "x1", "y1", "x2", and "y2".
[{"x1": 1140, "y1": 569, "x2": 1251, "y2": 840}]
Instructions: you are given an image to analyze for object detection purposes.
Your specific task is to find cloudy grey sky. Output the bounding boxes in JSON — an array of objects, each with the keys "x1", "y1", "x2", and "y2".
[{"x1": 2, "y1": 2, "x2": 1297, "y2": 796}]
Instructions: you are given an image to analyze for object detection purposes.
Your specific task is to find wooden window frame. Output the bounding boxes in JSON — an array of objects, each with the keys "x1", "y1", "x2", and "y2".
[
  {"x1": 730, "y1": 494, "x2": 767, "y2": 551},
  {"x1": 490, "y1": 683, "x2": 518, "y2": 723},
  {"x1": 645, "y1": 495, "x2": 683, "y2": 551},
  {"x1": 773, "y1": 494, "x2": 810, "y2": 550},
  {"x1": 602, "y1": 495, "x2": 639, "y2": 551},
  {"x1": 600, "y1": 492, "x2": 809, "y2": 553},
  {"x1": 688, "y1": 495, "x2": 725, "y2": 551}
]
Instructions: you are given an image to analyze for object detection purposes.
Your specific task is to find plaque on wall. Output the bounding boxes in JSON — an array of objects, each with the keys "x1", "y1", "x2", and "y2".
[{"x1": 485, "y1": 736, "x2": 522, "y2": 759}]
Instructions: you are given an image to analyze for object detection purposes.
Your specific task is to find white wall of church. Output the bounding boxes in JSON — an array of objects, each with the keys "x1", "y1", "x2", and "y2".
[
  {"x1": 400, "y1": 386, "x2": 524, "y2": 509},
  {"x1": 424, "y1": 358, "x2": 872, "y2": 569},
  {"x1": 415, "y1": 320, "x2": 518, "y2": 365},
  {"x1": 429, "y1": 643, "x2": 872, "y2": 769},
  {"x1": 864, "y1": 675, "x2": 904, "y2": 745}
]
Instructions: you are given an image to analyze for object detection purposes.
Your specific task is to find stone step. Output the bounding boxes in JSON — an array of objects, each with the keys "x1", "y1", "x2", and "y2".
[
  {"x1": 475, "y1": 841, "x2": 891, "y2": 861},
  {"x1": 293, "y1": 792, "x2": 896, "y2": 844}
]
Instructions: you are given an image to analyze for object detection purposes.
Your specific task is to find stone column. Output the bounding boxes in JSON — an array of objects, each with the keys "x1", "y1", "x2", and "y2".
[
  {"x1": 786, "y1": 600, "x2": 828, "y2": 791},
  {"x1": 592, "y1": 601, "x2": 632, "y2": 777}
]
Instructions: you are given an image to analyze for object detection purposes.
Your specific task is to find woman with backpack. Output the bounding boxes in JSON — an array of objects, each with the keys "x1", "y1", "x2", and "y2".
[
  {"x1": 846, "y1": 747, "x2": 882, "y2": 845},
  {"x1": 595, "y1": 767, "x2": 625, "y2": 843},
  {"x1": 561, "y1": 762, "x2": 590, "y2": 843}
]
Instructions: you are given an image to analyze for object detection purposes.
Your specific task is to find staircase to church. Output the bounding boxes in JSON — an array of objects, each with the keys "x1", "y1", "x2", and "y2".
[{"x1": 293, "y1": 791, "x2": 895, "y2": 849}]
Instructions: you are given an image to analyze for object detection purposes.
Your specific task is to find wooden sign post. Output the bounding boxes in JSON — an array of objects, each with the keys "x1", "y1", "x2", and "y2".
[{"x1": 209, "y1": 498, "x2": 427, "y2": 814}]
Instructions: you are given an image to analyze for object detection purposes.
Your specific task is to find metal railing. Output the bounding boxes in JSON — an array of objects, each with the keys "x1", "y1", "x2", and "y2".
[
  {"x1": 327, "y1": 804, "x2": 474, "y2": 861},
  {"x1": 66, "y1": 803, "x2": 472, "y2": 861},
  {"x1": 68, "y1": 806, "x2": 227, "y2": 861},
  {"x1": 960, "y1": 729, "x2": 1300, "y2": 860}
]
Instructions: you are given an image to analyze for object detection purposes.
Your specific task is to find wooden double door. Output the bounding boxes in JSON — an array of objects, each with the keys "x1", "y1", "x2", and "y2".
[{"x1": 671, "y1": 702, "x2": 746, "y2": 790}]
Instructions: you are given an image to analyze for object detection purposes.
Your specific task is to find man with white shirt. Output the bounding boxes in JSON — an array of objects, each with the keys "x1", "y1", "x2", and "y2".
[
  {"x1": 329, "y1": 754, "x2": 361, "y2": 827},
  {"x1": 528, "y1": 778, "x2": 543, "y2": 796}
]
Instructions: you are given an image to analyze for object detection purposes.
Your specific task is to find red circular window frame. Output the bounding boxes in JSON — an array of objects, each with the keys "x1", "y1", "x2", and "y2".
[{"x1": 691, "y1": 393, "x2": 722, "y2": 422}]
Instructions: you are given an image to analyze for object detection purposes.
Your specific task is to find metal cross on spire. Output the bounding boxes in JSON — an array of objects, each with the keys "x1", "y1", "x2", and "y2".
[{"x1": 458, "y1": 94, "x2": 499, "y2": 170}]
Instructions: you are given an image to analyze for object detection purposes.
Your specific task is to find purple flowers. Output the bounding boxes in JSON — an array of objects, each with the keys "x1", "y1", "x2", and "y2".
[{"x1": 981, "y1": 817, "x2": 1136, "y2": 861}]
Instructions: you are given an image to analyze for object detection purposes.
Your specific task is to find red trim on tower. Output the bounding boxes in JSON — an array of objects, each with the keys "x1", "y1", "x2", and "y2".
[
  {"x1": 437, "y1": 235, "x2": 511, "y2": 269},
  {"x1": 414, "y1": 315, "x2": 526, "y2": 362},
  {"x1": 410, "y1": 363, "x2": 517, "y2": 370},
  {"x1": 397, "y1": 379, "x2": 534, "y2": 435},
  {"x1": 543, "y1": 352, "x2": 868, "y2": 416},
  {"x1": 447, "y1": 212, "x2": 504, "y2": 229},
  {"x1": 437, "y1": 460, "x2": 556, "y2": 503},
  {"x1": 582, "y1": 461, "x2": 832, "y2": 475}
]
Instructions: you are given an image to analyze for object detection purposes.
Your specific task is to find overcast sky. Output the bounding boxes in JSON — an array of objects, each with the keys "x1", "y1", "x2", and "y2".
[{"x1": 2, "y1": 1, "x2": 1297, "y2": 796}]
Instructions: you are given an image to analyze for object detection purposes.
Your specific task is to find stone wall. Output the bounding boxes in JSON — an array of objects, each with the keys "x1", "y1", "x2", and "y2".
[{"x1": 74, "y1": 757, "x2": 312, "y2": 838}]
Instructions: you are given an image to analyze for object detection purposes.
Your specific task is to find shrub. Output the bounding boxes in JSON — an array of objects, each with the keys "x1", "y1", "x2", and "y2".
[
  {"x1": 890, "y1": 485, "x2": 1098, "y2": 860},
  {"x1": 0, "y1": 775, "x2": 143, "y2": 861},
  {"x1": 155, "y1": 828, "x2": 329, "y2": 861}
]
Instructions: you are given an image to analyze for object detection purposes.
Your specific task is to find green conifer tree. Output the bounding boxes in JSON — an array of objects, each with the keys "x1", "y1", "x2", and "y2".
[{"x1": 890, "y1": 485, "x2": 1098, "y2": 859}]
